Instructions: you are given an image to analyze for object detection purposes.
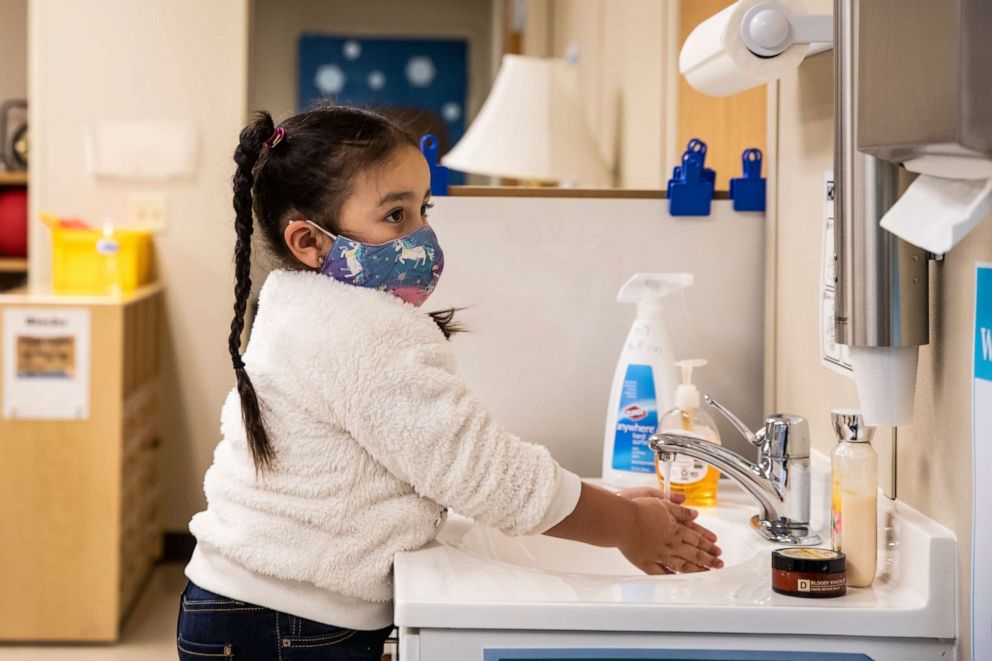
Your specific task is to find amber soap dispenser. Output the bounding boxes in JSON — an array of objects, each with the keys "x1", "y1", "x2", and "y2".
[{"x1": 655, "y1": 359, "x2": 721, "y2": 506}]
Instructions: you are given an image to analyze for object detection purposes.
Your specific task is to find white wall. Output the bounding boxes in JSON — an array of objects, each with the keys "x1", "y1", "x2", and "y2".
[
  {"x1": 28, "y1": 0, "x2": 250, "y2": 530},
  {"x1": 429, "y1": 196, "x2": 766, "y2": 472}
]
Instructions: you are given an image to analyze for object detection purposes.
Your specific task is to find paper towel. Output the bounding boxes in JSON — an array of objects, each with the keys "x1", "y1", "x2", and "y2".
[
  {"x1": 680, "y1": 0, "x2": 810, "y2": 97},
  {"x1": 880, "y1": 173, "x2": 992, "y2": 255}
]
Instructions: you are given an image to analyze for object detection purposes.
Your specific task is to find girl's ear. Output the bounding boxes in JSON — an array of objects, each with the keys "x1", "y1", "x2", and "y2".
[{"x1": 284, "y1": 220, "x2": 332, "y2": 269}]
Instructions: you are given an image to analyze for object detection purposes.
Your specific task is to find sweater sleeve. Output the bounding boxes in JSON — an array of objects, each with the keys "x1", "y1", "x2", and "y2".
[{"x1": 327, "y1": 332, "x2": 581, "y2": 536}]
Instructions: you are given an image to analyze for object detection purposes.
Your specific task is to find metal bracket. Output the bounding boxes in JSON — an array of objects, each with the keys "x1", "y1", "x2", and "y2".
[{"x1": 740, "y1": 2, "x2": 833, "y2": 58}]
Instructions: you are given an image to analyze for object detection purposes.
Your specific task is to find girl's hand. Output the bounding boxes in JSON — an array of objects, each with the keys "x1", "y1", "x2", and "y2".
[
  {"x1": 617, "y1": 496, "x2": 723, "y2": 575},
  {"x1": 616, "y1": 487, "x2": 716, "y2": 550},
  {"x1": 544, "y1": 483, "x2": 721, "y2": 576}
]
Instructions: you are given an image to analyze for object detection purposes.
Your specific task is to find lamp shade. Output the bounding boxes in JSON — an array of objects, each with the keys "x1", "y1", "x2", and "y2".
[{"x1": 442, "y1": 55, "x2": 611, "y2": 186}]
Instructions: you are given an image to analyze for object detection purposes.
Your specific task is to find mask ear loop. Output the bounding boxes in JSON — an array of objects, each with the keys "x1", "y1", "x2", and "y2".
[
  {"x1": 302, "y1": 219, "x2": 337, "y2": 240},
  {"x1": 288, "y1": 219, "x2": 336, "y2": 269}
]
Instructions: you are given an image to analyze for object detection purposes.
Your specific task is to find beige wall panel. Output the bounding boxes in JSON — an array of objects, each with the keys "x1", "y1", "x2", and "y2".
[
  {"x1": 772, "y1": 52, "x2": 859, "y2": 449},
  {"x1": 604, "y1": 0, "x2": 666, "y2": 188},
  {"x1": 897, "y1": 218, "x2": 992, "y2": 661},
  {"x1": 550, "y1": 0, "x2": 666, "y2": 187},
  {"x1": 0, "y1": 0, "x2": 27, "y2": 102}
]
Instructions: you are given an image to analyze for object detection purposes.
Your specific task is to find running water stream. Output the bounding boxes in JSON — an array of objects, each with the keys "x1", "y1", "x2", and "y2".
[{"x1": 661, "y1": 458, "x2": 673, "y2": 502}]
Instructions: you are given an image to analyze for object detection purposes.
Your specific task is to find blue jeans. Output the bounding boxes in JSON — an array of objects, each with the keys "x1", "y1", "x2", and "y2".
[{"x1": 177, "y1": 580, "x2": 393, "y2": 660}]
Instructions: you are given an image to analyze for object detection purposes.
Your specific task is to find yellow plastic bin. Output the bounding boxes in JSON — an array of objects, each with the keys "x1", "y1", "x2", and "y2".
[{"x1": 43, "y1": 213, "x2": 154, "y2": 295}]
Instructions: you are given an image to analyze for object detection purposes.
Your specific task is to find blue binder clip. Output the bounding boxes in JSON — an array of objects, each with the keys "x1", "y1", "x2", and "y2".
[
  {"x1": 730, "y1": 148, "x2": 766, "y2": 212},
  {"x1": 419, "y1": 134, "x2": 449, "y2": 196},
  {"x1": 668, "y1": 138, "x2": 715, "y2": 216}
]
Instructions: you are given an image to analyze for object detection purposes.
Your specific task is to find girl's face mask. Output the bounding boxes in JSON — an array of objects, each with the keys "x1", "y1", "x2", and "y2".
[{"x1": 306, "y1": 221, "x2": 444, "y2": 307}]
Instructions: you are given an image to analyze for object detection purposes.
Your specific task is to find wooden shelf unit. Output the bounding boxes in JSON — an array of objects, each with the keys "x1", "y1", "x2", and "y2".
[
  {"x1": 0, "y1": 171, "x2": 28, "y2": 186},
  {"x1": 0, "y1": 285, "x2": 164, "y2": 642},
  {"x1": 0, "y1": 258, "x2": 27, "y2": 273}
]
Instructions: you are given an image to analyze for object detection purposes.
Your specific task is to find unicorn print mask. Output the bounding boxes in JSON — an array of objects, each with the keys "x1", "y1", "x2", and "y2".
[{"x1": 306, "y1": 221, "x2": 444, "y2": 307}]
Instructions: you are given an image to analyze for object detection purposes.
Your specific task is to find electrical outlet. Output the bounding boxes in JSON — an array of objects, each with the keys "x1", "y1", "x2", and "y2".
[{"x1": 127, "y1": 192, "x2": 169, "y2": 232}]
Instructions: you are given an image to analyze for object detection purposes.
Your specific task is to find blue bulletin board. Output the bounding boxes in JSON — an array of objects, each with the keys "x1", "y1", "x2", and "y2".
[{"x1": 298, "y1": 34, "x2": 468, "y2": 183}]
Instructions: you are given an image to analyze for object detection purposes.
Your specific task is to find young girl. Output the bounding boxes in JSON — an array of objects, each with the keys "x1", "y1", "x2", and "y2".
[{"x1": 177, "y1": 106, "x2": 722, "y2": 661}]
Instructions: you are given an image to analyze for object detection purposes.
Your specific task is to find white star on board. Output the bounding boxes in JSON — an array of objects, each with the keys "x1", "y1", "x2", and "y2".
[
  {"x1": 368, "y1": 70, "x2": 386, "y2": 90},
  {"x1": 343, "y1": 40, "x2": 362, "y2": 60},
  {"x1": 315, "y1": 64, "x2": 345, "y2": 94},
  {"x1": 442, "y1": 102, "x2": 462, "y2": 122},
  {"x1": 405, "y1": 56, "x2": 435, "y2": 87}
]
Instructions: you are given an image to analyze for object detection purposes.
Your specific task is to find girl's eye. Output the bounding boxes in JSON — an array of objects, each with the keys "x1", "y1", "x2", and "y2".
[{"x1": 386, "y1": 202, "x2": 432, "y2": 225}]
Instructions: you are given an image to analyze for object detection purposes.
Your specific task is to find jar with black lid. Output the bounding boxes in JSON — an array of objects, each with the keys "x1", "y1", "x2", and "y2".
[{"x1": 772, "y1": 548, "x2": 847, "y2": 598}]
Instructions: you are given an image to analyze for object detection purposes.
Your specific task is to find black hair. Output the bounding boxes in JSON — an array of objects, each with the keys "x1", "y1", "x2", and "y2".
[{"x1": 229, "y1": 105, "x2": 462, "y2": 473}]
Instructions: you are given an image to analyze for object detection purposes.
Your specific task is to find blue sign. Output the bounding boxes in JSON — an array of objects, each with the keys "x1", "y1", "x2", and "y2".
[{"x1": 976, "y1": 265, "x2": 992, "y2": 382}]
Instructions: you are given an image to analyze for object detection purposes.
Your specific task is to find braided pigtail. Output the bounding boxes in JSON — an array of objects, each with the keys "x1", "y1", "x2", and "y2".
[{"x1": 230, "y1": 111, "x2": 277, "y2": 473}]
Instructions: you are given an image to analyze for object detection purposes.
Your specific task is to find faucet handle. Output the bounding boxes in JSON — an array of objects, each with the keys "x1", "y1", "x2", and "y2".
[
  {"x1": 704, "y1": 395, "x2": 764, "y2": 448},
  {"x1": 763, "y1": 414, "x2": 810, "y2": 459}
]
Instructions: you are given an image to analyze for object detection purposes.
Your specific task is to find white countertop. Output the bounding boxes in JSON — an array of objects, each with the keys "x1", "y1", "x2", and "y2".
[{"x1": 394, "y1": 462, "x2": 956, "y2": 639}]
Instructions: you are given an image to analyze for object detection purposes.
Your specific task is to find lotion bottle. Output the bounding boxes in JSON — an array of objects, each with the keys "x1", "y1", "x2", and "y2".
[{"x1": 830, "y1": 409, "x2": 878, "y2": 588}]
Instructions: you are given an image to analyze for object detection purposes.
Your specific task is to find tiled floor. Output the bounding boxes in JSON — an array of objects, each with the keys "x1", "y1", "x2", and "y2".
[{"x1": 0, "y1": 563, "x2": 187, "y2": 660}]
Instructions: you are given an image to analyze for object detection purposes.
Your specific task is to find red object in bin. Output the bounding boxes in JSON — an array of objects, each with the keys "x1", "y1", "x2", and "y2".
[{"x1": 0, "y1": 188, "x2": 28, "y2": 257}]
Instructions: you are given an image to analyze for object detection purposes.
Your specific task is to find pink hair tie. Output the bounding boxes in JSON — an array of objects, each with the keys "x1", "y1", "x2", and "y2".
[{"x1": 265, "y1": 127, "x2": 285, "y2": 149}]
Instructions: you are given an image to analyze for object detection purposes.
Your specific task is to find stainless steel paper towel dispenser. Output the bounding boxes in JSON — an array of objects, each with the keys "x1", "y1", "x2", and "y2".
[
  {"x1": 856, "y1": 0, "x2": 992, "y2": 171},
  {"x1": 833, "y1": 0, "x2": 931, "y2": 426},
  {"x1": 834, "y1": 0, "x2": 929, "y2": 352}
]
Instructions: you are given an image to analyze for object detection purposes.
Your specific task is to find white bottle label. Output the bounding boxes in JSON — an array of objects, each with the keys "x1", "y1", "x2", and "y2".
[
  {"x1": 658, "y1": 427, "x2": 714, "y2": 484},
  {"x1": 669, "y1": 453, "x2": 709, "y2": 484}
]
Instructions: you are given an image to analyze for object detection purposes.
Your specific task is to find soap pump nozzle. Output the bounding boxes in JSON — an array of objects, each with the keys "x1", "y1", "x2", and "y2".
[{"x1": 675, "y1": 358, "x2": 707, "y2": 412}]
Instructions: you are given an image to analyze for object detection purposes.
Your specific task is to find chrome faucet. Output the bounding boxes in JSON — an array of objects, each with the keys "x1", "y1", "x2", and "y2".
[{"x1": 648, "y1": 396, "x2": 820, "y2": 545}]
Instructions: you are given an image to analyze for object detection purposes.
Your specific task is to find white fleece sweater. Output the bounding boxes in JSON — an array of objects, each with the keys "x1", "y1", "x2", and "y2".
[{"x1": 185, "y1": 270, "x2": 582, "y2": 630}]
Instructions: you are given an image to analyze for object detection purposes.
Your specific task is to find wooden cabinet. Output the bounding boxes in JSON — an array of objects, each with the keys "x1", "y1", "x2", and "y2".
[{"x1": 0, "y1": 285, "x2": 163, "y2": 641}]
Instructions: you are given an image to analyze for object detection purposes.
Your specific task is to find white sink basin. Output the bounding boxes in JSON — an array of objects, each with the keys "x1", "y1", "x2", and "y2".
[
  {"x1": 394, "y1": 465, "x2": 957, "y2": 641},
  {"x1": 443, "y1": 513, "x2": 763, "y2": 577}
]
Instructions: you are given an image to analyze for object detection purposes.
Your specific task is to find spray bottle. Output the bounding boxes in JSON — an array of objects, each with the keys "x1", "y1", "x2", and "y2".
[
  {"x1": 601, "y1": 273, "x2": 693, "y2": 488},
  {"x1": 655, "y1": 359, "x2": 722, "y2": 506}
]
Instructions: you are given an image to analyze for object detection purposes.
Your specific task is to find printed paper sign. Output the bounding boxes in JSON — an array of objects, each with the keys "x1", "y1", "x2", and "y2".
[
  {"x1": 821, "y1": 171, "x2": 853, "y2": 376},
  {"x1": 2, "y1": 308, "x2": 91, "y2": 420}
]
